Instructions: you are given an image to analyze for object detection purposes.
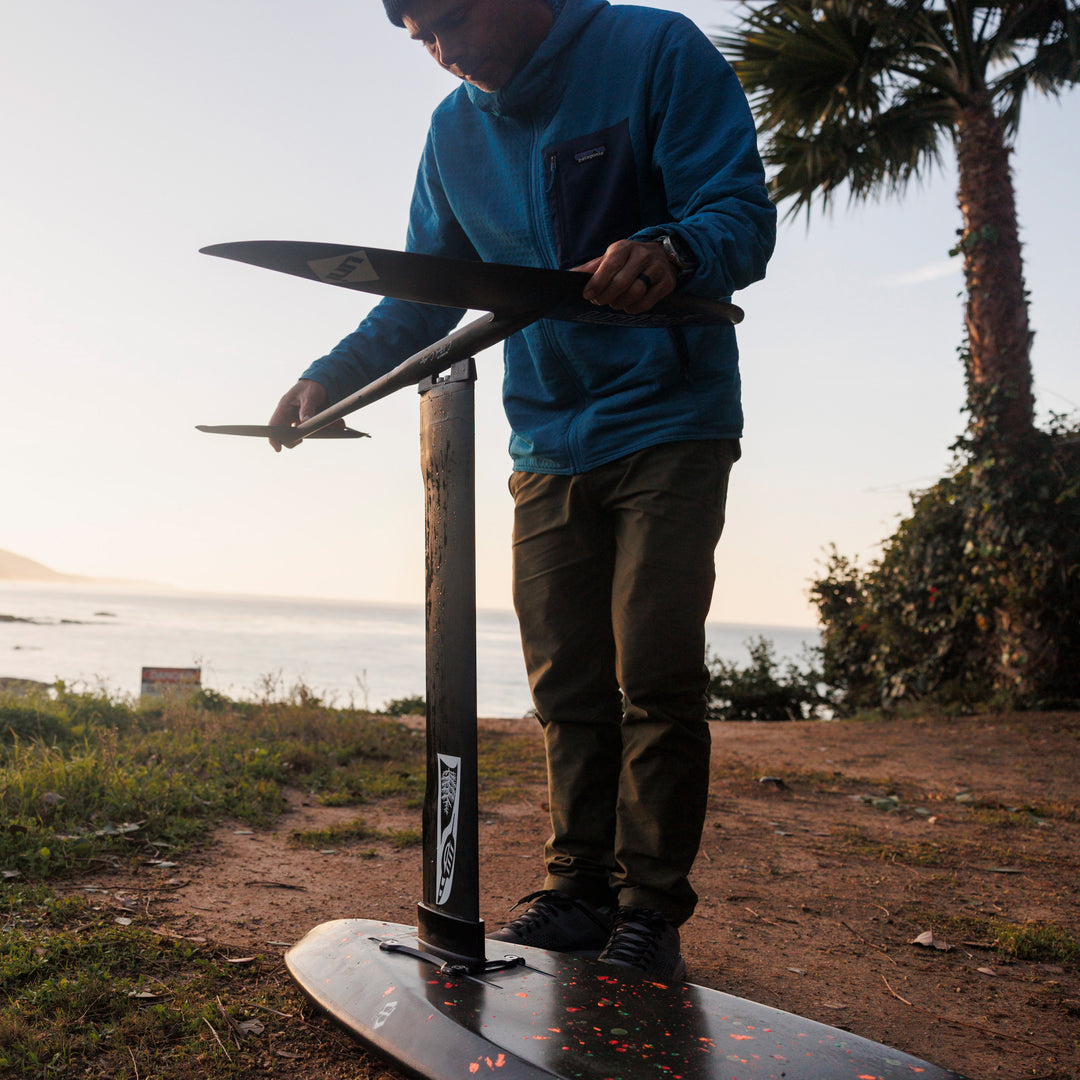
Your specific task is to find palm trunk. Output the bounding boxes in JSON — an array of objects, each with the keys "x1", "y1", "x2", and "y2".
[{"x1": 953, "y1": 97, "x2": 1035, "y2": 446}]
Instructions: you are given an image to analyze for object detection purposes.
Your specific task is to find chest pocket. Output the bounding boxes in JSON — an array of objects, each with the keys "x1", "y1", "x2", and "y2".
[{"x1": 544, "y1": 119, "x2": 641, "y2": 270}]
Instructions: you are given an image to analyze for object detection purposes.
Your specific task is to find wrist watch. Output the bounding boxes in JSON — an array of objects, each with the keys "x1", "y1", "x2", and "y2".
[{"x1": 657, "y1": 233, "x2": 697, "y2": 282}]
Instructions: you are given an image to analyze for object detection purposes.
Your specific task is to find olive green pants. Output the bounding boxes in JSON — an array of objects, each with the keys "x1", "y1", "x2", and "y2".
[{"x1": 510, "y1": 438, "x2": 739, "y2": 926}]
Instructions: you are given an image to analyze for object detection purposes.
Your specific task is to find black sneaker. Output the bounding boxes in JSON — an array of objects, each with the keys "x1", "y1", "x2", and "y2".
[
  {"x1": 597, "y1": 907, "x2": 687, "y2": 981},
  {"x1": 488, "y1": 890, "x2": 613, "y2": 954}
]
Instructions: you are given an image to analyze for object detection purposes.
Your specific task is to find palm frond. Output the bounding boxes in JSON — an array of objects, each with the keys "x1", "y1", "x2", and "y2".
[
  {"x1": 766, "y1": 93, "x2": 953, "y2": 218},
  {"x1": 718, "y1": 0, "x2": 1078, "y2": 216}
]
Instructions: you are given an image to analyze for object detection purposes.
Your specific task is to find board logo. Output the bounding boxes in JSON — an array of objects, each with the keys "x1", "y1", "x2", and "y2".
[
  {"x1": 306, "y1": 249, "x2": 380, "y2": 286},
  {"x1": 373, "y1": 1000, "x2": 398, "y2": 1029},
  {"x1": 435, "y1": 754, "x2": 461, "y2": 904}
]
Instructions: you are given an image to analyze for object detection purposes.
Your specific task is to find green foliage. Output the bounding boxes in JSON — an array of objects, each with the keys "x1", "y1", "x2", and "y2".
[
  {"x1": 716, "y1": 0, "x2": 1080, "y2": 218},
  {"x1": 383, "y1": 693, "x2": 426, "y2": 716},
  {"x1": 811, "y1": 422, "x2": 1080, "y2": 710},
  {"x1": 0, "y1": 700, "x2": 71, "y2": 747},
  {"x1": 0, "y1": 688, "x2": 424, "y2": 880},
  {"x1": 706, "y1": 637, "x2": 829, "y2": 722}
]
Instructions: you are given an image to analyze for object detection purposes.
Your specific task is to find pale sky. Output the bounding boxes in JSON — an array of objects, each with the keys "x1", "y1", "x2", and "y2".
[{"x1": 3, "y1": 1, "x2": 1078, "y2": 627}]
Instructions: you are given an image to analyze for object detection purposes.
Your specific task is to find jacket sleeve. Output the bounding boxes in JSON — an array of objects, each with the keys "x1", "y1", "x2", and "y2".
[
  {"x1": 630, "y1": 17, "x2": 776, "y2": 298},
  {"x1": 300, "y1": 128, "x2": 475, "y2": 401}
]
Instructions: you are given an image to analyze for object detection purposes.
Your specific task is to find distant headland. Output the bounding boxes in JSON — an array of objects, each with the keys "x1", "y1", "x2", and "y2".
[{"x1": 0, "y1": 547, "x2": 94, "y2": 584}]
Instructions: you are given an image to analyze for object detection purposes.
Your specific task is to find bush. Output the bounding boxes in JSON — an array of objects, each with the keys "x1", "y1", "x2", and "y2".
[
  {"x1": 810, "y1": 420, "x2": 1080, "y2": 711},
  {"x1": 706, "y1": 637, "x2": 829, "y2": 722},
  {"x1": 0, "y1": 700, "x2": 70, "y2": 748},
  {"x1": 383, "y1": 694, "x2": 426, "y2": 717}
]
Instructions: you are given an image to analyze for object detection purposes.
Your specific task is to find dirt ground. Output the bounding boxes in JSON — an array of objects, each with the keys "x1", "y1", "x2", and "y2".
[{"x1": 71, "y1": 711, "x2": 1079, "y2": 1080}]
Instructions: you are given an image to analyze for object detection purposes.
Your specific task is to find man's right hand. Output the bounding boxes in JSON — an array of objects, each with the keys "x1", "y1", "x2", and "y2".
[{"x1": 268, "y1": 378, "x2": 335, "y2": 451}]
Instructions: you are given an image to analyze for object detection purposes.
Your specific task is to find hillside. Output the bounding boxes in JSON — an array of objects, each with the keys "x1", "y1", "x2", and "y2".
[{"x1": 0, "y1": 547, "x2": 90, "y2": 583}]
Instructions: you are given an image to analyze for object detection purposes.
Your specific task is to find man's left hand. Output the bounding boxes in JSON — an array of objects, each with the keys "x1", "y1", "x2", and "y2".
[{"x1": 575, "y1": 239, "x2": 676, "y2": 315}]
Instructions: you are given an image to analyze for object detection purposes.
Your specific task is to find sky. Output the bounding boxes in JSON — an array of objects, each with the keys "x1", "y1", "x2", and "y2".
[{"x1": 2, "y1": 0, "x2": 1078, "y2": 628}]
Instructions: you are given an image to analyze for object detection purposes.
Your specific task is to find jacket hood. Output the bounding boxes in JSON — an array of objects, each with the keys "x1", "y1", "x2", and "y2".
[{"x1": 465, "y1": 0, "x2": 607, "y2": 117}]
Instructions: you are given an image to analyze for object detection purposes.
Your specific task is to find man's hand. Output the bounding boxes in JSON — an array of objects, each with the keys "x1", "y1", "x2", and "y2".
[
  {"x1": 575, "y1": 239, "x2": 677, "y2": 315},
  {"x1": 268, "y1": 378, "x2": 339, "y2": 451}
]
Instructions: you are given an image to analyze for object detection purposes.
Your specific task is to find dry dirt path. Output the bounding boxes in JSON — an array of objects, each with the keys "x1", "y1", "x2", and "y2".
[{"x1": 72, "y1": 712, "x2": 1080, "y2": 1080}]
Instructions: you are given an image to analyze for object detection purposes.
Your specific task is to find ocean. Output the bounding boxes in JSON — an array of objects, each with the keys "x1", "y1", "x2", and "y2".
[{"x1": 1, "y1": 583, "x2": 819, "y2": 718}]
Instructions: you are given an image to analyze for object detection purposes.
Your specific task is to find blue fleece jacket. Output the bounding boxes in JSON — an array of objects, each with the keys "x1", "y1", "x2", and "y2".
[{"x1": 301, "y1": 0, "x2": 775, "y2": 474}]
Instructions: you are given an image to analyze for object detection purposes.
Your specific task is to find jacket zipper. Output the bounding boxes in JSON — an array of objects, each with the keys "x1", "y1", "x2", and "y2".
[{"x1": 534, "y1": 134, "x2": 589, "y2": 471}]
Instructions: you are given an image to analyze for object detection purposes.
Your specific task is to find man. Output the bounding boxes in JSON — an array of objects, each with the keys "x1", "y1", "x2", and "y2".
[{"x1": 270, "y1": 0, "x2": 775, "y2": 980}]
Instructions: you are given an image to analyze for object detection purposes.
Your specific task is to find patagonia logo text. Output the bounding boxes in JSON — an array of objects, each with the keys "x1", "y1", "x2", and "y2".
[{"x1": 574, "y1": 145, "x2": 606, "y2": 164}]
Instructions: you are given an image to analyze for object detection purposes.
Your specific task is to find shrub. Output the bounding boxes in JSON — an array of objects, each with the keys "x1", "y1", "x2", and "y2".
[
  {"x1": 383, "y1": 694, "x2": 426, "y2": 717},
  {"x1": 810, "y1": 419, "x2": 1080, "y2": 711},
  {"x1": 706, "y1": 637, "x2": 829, "y2": 722}
]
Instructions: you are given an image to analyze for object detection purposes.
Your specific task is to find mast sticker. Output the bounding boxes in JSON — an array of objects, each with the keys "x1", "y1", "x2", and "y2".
[{"x1": 435, "y1": 754, "x2": 461, "y2": 904}]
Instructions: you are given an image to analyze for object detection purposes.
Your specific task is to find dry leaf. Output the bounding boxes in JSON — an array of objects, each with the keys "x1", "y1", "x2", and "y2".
[{"x1": 910, "y1": 930, "x2": 952, "y2": 951}]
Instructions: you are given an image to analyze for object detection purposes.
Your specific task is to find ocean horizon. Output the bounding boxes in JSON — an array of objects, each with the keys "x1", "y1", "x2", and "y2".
[{"x1": 1, "y1": 581, "x2": 820, "y2": 718}]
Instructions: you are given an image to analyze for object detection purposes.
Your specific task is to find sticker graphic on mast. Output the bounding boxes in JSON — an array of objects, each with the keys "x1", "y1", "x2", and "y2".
[{"x1": 436, "y1": 754, "x2": 462, "y2": 904}]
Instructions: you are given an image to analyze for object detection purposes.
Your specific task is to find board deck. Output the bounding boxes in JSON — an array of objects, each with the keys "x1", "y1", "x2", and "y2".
[{"x1": 285, "y1": 919, "x2": 970, "y2": 1080}]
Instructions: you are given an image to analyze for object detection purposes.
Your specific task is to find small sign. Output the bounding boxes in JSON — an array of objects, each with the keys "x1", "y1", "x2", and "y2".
[{"x1": 140, "y1": 667, "x2": 201, "y2": 697}]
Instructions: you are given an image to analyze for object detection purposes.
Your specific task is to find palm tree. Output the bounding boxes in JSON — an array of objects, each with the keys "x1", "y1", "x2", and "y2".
[{"x1": 716, "y1": 0, "x2": 1078, "y2": 448}]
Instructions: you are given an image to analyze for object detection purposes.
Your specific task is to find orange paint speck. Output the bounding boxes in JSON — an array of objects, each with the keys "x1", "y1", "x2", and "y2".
[
  {"x1": 469, "y1": 1065, "x2": 480, "y2": 1074},
  {"x1": 730, "y1": 1034, "x2": 754, "y2": 1041},
  {"x1": 516, "y1": 993, "x2": 529, "y2": 999},
  {"x1": 384, "y1": 986, "x2": 395, "y2": 996}
]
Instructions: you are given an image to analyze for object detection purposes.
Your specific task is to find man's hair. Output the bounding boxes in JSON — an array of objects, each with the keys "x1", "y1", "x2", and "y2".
[{"x1": 382, "y1": 0, "x2": 406, "y2": 27}]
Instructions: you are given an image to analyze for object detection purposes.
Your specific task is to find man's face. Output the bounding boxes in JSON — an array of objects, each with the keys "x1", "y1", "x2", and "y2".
[{"x1": 401, "y1": 0, "x2": 553, "y2": 93}]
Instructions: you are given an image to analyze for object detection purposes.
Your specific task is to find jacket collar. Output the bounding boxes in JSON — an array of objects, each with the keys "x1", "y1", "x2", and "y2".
[{"x1": 465, "y1": 0, "x2": 607, "y2": 118}]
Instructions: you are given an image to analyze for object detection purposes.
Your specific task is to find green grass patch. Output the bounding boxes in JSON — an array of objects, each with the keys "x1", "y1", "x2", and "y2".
[
  {"x1": 475, "y1": 727, "x2": 545, "y2": 805},
  {"x1": 0, "y1": 686, "x2": 430, "y2": 1077},
  {"x1": 0, "y1": 687, "x2": 425, "y2": 882},
  {"x1": 288, "y1": 818, "x2": 422, "y2": 850},
  {"x1": 902, "y1": 906, "x2": 1080, "y2": 964},
  {"x1": 0, "y1": 887, "x2": 306, "y2": 1079}
]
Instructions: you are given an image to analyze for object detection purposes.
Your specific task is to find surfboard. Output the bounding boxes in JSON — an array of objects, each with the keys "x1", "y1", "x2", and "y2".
[{"x1": 286, "y1": 918, "x2": 970, "y2": 1080}]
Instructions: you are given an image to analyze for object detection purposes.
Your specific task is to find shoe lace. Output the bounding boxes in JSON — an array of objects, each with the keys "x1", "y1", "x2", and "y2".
[
  {"x1": 601, "y1": 908, "x2": 670, "y2": 966},
  {"x1": 504, "y1": 890, "x2": 611, "y2": 934}
]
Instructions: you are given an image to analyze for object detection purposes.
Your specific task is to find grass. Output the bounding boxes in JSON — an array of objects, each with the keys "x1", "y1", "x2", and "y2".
[
  {"x1": 0, "y1": 887, "x2": 313, "y2": 1079},
  {"x1": 289, "y1": 818, "x2": 422, "y2": 850},
  {"x1": 833, "y1": 825, "x2": 950, "y2": 867},
  {"x1": 901, "y1": 905, "x2": 1080, "y2": 963},
  {"x1": 0, "y1": 686, "x2": 426, "y2": 880},
  {"x1": 0, "y1": 684, "x2": 431, "y2": 1079}
]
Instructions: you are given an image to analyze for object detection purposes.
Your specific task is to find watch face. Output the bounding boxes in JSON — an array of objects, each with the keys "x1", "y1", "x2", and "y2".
[{"x1": 660, "y1": 234, "x2": 696, "y2": 277}]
